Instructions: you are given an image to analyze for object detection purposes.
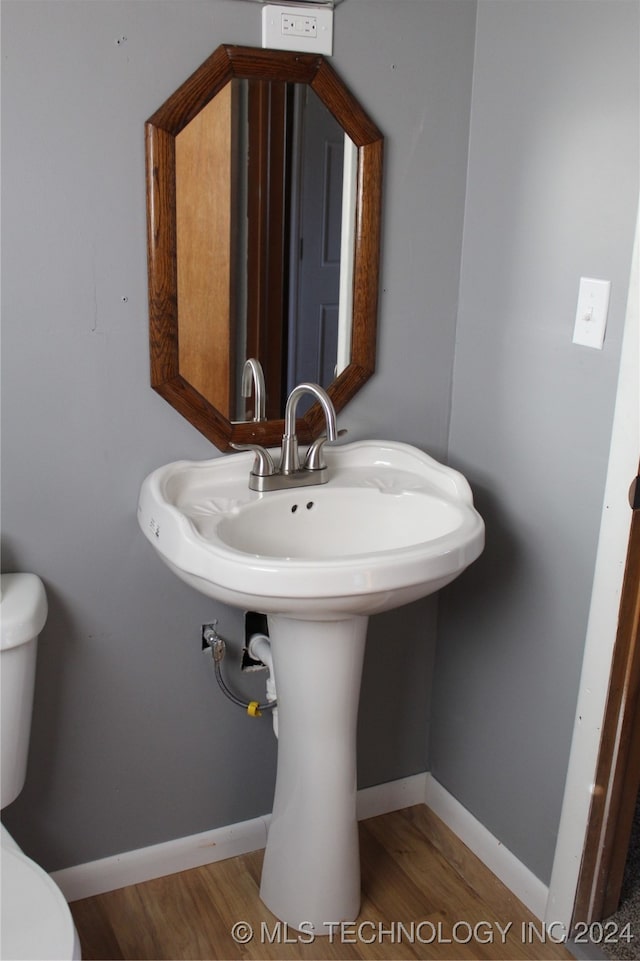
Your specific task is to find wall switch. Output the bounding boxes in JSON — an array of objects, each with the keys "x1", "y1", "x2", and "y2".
[
  {"x1": 262, "y1": 4, "x2": 333, "y2": 55},
  {"x1": 572, "y1": 277, "x2": 611, "y2": 349}
]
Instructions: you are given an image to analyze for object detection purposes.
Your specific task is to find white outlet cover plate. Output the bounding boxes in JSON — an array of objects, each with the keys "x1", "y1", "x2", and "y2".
[{"x1": 262, "y1": 4, "x2": 333, "y2": 56}]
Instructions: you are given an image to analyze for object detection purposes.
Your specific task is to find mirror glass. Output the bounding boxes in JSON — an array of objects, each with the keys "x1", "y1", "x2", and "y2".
[
  {"x1": 146, "y1": 45, "x2": 383, "y2": 450},
  {"x1": 175, "y1": 79, "x2": 356, "y2": 423}
]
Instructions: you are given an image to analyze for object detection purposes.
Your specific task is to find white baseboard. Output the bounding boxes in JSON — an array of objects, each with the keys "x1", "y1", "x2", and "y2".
[
  {"x1": 51, "y1": 814, "x2": 271, "y2": 903},
  {"x1": 424, "y1": 773, "x2": 549, "y2": 920},
  {"x1": 52, "y1": 772, "x2": 429, "y2": 903},
  {"x1": 357, "y1": 771, "x2": 428, "y2": 820},
  {"x1": 52, "y1": 771, "x2": 547, "y2": 920}
]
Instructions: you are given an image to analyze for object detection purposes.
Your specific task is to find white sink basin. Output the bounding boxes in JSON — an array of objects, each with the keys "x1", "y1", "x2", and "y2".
[{"x1": 138, "y1": 439, "x2": 484, "y2": 617}]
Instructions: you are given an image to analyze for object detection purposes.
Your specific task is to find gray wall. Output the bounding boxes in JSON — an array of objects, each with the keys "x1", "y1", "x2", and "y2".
[
  {"x1": 1, "y1": 1, "x2": 476, "y2": 870},
  {"x1": 431, "y1": 0, "x2": 639, "y2": 885},
  {"x1": 3, "y1": 0, "x2": 637, "y2": 894}
]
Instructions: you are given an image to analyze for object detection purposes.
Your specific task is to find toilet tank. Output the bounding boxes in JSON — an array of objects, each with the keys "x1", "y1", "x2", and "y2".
[{"x1": 1, "y1": 574, "x2": 48, "y2": 809}]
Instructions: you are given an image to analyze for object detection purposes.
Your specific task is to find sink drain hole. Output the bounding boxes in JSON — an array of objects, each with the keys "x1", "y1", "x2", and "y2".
[{"x1": 306, "y1": 502, "x2": 315, "y2": 510}]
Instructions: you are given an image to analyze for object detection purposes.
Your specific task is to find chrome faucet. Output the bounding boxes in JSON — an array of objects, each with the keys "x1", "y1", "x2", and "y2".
[
  {"x1": 241, "y1": 358, "x2": 266, "y2": 422},
  {"x1": 233, "y1": 382, "x2": 343, "y2": 492},
  {"x1": 281, "y1": 383, "x2": 337, "y2": 474}
]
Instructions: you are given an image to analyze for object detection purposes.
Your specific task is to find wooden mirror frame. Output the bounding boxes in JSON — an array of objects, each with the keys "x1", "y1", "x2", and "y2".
[{"x1": 146, "y1": 44, "x2": 383, "y2": 451}]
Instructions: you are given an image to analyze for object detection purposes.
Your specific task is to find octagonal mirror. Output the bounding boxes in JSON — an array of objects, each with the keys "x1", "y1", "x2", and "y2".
[{"x1": 146, "y1": 44, "x2": 383, "y2": 451}]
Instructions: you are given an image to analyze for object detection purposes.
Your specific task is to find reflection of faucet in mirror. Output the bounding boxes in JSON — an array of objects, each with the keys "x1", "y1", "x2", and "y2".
[
  {"x1": 242, "y1": 358, "x2": 266, "y2": 422},
  {"x1": 233, "y1": 383, "x2": 343, "y2": 493}
]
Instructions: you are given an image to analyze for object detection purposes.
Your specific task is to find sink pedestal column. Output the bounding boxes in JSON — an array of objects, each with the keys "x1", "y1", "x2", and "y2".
[{"x1": 260, "y1": 613, "x2": 368, "y2": 934}]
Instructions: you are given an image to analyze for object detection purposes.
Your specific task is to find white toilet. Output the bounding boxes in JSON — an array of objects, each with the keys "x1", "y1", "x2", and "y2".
[{"x1": 1, "y1": 573, "x2": 81, "y2": 960}]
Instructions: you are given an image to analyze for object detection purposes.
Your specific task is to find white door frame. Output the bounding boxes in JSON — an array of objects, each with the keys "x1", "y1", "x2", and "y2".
[{"x1": 546, "y1": 207, "x2": 639, "y2": 927}]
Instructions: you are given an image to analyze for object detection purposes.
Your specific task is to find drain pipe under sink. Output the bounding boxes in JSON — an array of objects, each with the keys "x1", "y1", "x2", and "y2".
[{"x1": 248, "y1": 633, "x2": 278, "y2": 737}]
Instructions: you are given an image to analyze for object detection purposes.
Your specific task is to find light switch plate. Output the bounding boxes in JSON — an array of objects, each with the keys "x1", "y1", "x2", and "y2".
[
  {"x1": 262, "y1": 4, "x2": 333, "y2": 55},
  {"x1": 572, "y1": 277, "x2": 611, "y2": 349}
]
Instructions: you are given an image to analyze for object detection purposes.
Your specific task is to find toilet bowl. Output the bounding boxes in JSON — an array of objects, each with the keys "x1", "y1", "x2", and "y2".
[{"x1": 1, "y1": 573, "x2": 81, "y2": 961}]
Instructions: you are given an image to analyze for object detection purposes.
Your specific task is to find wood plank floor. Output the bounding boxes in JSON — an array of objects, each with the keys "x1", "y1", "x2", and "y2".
[{"x1": 70, "y1": 805, "x2": 575, "y2": 960}]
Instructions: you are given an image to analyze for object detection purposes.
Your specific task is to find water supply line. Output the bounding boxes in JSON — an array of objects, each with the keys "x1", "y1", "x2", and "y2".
[{"x1": 203, "y1": 623, "x2": 277, "y2": 731}]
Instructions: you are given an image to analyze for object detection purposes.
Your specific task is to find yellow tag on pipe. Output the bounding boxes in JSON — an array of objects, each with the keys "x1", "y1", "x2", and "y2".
[{"x1": 247, "y1": 701, "x2": 262, "y2": 717}]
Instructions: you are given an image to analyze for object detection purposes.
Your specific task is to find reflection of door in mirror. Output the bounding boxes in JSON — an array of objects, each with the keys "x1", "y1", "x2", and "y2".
[
  {"x1": 234, "y1": 81, "x2": 352, "y2": 423},
  {"x1": 175, "y1": 82, "x2": 238, "y2": 417},
  {"x1": 287, "y1": 85, "x2": 345, "y2": 412}
]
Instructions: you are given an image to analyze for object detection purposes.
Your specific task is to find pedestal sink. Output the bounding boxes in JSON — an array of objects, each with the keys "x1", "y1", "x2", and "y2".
[{"x1": 138, "y1": 440, "x2": 484, "y2": 931}]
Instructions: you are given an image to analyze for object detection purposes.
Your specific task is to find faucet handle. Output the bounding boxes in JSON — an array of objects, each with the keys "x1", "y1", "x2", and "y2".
[
  {"x1": 230, "y1": 443, "x2": 275, "y2": 477},
  {"x1": 304, "y1": 429, "x2": 348, "y2": 471}
]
